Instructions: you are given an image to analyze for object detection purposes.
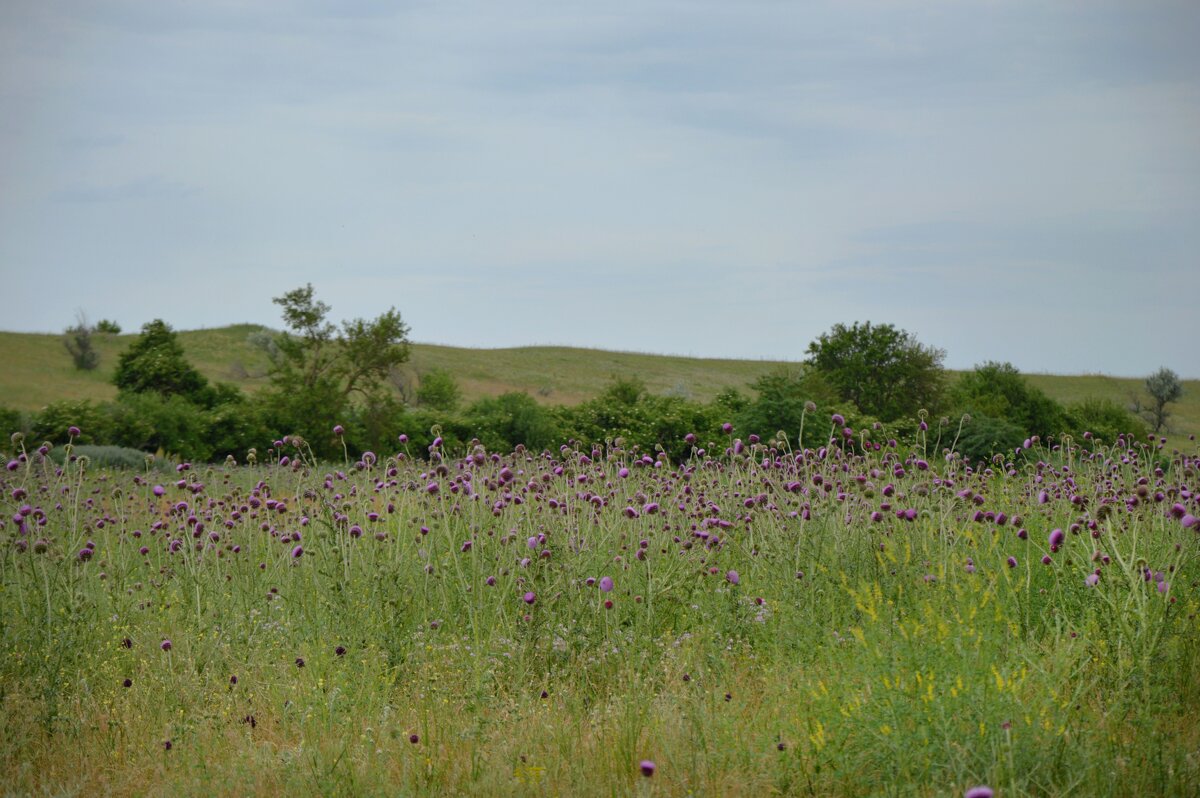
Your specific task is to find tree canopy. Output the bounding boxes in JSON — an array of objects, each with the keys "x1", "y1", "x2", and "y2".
[
  {"x1": 261, "y1": 284, "x2": 411, "y2": 452},
  {"x1": 112, "y1": 320, "x2": 212, "y2": 405},
  {"x1": 804, "y1": 322, "x2": 945, "y2": 422}
]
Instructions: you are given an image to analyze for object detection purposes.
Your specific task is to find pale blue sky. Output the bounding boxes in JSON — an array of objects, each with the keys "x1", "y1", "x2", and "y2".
[{"x1": 2, "y1": 0, "x2": 1198, "y2": 376}]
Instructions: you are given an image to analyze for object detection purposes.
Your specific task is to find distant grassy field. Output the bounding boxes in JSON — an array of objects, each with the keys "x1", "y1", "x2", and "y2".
[{"x1": 1, "y1": 327, "x2": 1196, "y2": 444}]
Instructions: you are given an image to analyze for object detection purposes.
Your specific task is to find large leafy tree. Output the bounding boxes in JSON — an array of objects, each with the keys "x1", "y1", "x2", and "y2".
[
  {"x1": 113, "y1": 319, "x2": 212, "y2": 404},
  {"x1": 262, "y1": 284, "x2": 411, "y2": 451},
  {"x1": 804, "y1": 322, "x2": 945, "y2": 422}
]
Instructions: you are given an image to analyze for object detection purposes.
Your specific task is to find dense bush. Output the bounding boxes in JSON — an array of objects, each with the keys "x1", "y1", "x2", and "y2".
[
  {"x1": 1066, "y1": 397, "x2": 1149, "y2": 446},
  {"x1": 0, "y1": 407, "x2": 25, "y2": 440},
  {"x1": 416, "y1": 369, "x2": 462, "y2": 412},
  {"x1": 951, "y1": 414, "x2": 1027, "y2": 463},
  {"x1": 30, "y1": 400, "x2": 111, "y2": 445},
  {"x1": 951, "y1": 362, "x2": 1067, "y2": 443}
]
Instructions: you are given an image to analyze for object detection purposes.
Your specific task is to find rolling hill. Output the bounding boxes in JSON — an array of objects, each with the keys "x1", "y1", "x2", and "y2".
[{"x1": 1, "y1": 326, "x2": 1196, "y2": 447}]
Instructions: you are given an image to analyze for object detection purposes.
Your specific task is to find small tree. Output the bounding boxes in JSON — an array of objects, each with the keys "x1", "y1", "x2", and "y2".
[
  {"x1": 262, "y1": 284, "x2": 411, "y2": 452},
  {"x1": 416, "y1": 369, "x2": 462, "y2": 411},
  {"x1": 63, "y1": 312, "x2": 100, "y2": 371},
  {"x1": 804, "y1": 322, "x2": 945, "y2": 422},
  {"x1": 1143, "y1": 367, "x2": 1183, "y2": 433},
  {"x1": 113, "y1": 320, "x2": 212, "y2": 404},
  {"x1": 95, "y1": 319, "x2": 122, "y2": 334}
]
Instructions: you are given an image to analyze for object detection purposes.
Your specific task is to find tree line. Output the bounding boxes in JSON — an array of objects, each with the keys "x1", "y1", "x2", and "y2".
[{"x1": 2, "y1": 293, "x2": 1184, "y2": 466}]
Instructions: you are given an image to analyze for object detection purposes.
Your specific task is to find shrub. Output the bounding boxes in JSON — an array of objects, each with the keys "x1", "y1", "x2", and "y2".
[
  {"x1": 951, "y1": 414, "x2": 1026, "y2": 463},
  {"x1": 466, "y1": 393, "x2": 560, "y2": 452},
  {"x1": 0, "y1": 406, "x2": 24, "y2": 440},
  {"x1": 105, "y1": 393, "x2": 213, "y2": 462},
  {"x1": 95, "y1": 319, "x2": 122, "y2": 334},
  {"x1": 48, "y1": 444, "x2": 163, "y2": 471},
  {"x1": 416, "y1": 369, "x2": 462, "y2": 412},
  {"x1": 30, "y1": 400, "x2": 110, "y2": 445},
  {"x1": 1066, "y1": 397, "x2": 1149, "y2": 446},
  {"x1": 63, "y1": 313, "x2": 100, "y2": 371},
  {"x1": 951, "y1": 362, "x2": 1067, "y2": 442}
]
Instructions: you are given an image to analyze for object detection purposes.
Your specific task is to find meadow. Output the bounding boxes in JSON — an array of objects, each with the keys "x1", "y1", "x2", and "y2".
[{"x1": 2, "y1": 422, "x2": 1198, "y2": 796}]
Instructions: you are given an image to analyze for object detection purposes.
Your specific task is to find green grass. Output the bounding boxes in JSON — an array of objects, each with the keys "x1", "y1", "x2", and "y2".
[
  {"x1": 1, "y1": 326, "x2": 1197, "y2": 445},
  {"x1": 1, "y1": 435, "x2": 1197, "y2": 795}
]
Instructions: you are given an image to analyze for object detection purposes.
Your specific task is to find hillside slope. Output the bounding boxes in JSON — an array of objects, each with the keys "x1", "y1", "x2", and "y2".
[{"x1": 2, "y1": 327, "x2": 1196, "y2": 444}]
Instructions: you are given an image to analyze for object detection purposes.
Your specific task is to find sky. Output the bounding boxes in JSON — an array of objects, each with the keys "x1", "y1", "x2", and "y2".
[{"x1": 2, "y1": 0, "x2": 1198, "y2": 377}]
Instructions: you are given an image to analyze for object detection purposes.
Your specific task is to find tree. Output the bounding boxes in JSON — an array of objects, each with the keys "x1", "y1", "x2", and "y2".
[
  {"x1": 262, "y1": 285, "x2": 411, "y2": 450},
  {"x1": 63, "y1": 311, "x2": 100, "y2": 371},
  {"x1": 95, "y1": 319, "x2": 122, "y2": 334},
  {"x1": 416, "y1": 369, "x2": 461, "y2": 411},
  {"x1": 269, "y1": 284, "x2": 410, "y2": 402},
  {"x1": 1142, "y1": 367, "x2": 1183, "y2": 433},
  {"x1": 113, "y1": 320, "x2": 212, "y2": 404},
  {"x1": 804, "y1": 322, "x2": 945, "y2": 422},
  {"x1": 951, "y1": 361, "x2": 1067, "y2": 442}
]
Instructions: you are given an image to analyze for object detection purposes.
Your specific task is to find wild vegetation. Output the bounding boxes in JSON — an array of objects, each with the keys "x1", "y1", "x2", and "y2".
[{"x1": 1, "y1": 419, "x2": 1198, "y2": 796}]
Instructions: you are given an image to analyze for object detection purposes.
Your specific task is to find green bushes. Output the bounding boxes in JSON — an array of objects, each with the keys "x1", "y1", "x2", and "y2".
[{"x1": 1066, "y1": 397, "x2": 1148, "y2": 445}]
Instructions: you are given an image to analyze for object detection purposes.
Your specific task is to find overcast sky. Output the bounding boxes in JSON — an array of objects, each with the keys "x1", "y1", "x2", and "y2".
[{"x1": 2, "y1": 0, "x2": 1197, "y2": 376}]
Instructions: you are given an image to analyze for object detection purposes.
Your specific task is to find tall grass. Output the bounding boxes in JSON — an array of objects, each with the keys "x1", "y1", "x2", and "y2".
[{"x1": 2, "y1": 428, "x2": 1197, "y2": 796}]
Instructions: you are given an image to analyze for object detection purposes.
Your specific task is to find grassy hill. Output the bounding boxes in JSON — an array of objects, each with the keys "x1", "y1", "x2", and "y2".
[{"x1": 2, "y1": 326, "x2": 1197, "y2": 446}]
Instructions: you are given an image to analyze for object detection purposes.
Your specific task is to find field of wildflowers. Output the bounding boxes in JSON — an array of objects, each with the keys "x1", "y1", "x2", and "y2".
[{"x1": 2, "y1": 422, "x2": 1198, "y2": 796}]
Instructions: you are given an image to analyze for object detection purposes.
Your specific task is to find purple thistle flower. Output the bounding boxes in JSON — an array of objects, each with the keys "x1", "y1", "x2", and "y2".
[
  {"x1": 1182, "y1": 514, "x2": 1197, "y2": 529},
  {"x1": 333, "y1": 425, "x2": 345, "y2": 436},
  {"x1": 153, "y1": 484, "x2": 165, "y2": 497},
  {"x1": 599, "y1": 576, "x2": 614, "y2": 593},
  {"x1": 965, "y1": 788, "x2": 993, "y2": 798},
  {"x1": 721, "y1": 423, "x2": 733, "y2": 433},
  {"x1": 523, "y1": 591, "x2": 536, "y2": 605},
  {"x1": 1086, "y1": 573, "x2": 1099, "y2": 587},
  {"x1": 1048, "y1": 528, "x2": 1065, "y2": 551},
  {"x1": 1007, "y1": 557, "x2": 1017, "y2": 568},
  {"x1": 726, "y1": 570, "x2": 740, "y2": 585},
  {"x1": 640, "y1": 760, "x2": 656, "y2": 777},
  {"x1": 68, "y1": 426, "x2": 81, "y2": 437},
  {"x1": 291, "y1": 545, "x2": 303, "y2": 558},
  {"x1": 161, "y1": 639, "x2": 172, "y2": 652}
]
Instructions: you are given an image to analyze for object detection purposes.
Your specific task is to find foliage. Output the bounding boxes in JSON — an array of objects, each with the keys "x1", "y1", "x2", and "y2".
[
  {"x1": 63, "y1": 312, "x2": 100, "y2": 371},
  {"x1": 416, "y1": 369, "x2": 462, "y2": 412},
  {"x1": 105, "y1": 393, "x2": 216, "y2": 462},
  {"x1": 804, "y1": 321, "x2": 946, "y2": 422},
  {"x1": 465, "y1": 392, "x2": 560, "y2": 452},
  {"x1": 734, "y1": 368, "x2": 838, "y2": 448},
  {"x1": 113, "y1": 320, "x2": 214, "y2": 405},
  {"x1": 951, "y1": 361, "x2": 1068, "y2": 442},
  {"x1": 1143, "y1": 367, "x2": 1184, "y2": 433},
  {"x1": 560, "y1": 388, "x2": 721, "y2": 462},
  {"x1": 1066, "y1": 397, "x2": 1149, "y2": 446},
  {"x1": 0, "y1": 406, "x2": 24, "y2": 439},
  {"x1": 263, "y1": 284, "x2": 410, "y2": 456},
  {"x1": 2, "y1": 425, "x2": 1197, "y2": 797},
  {"x1": 951, "y1": 413, "x2": 1026, "y2": 463},
  {"x1": 94, "y1": 319, "x2": 122, "y2": 334},
  {"x1": 30, "y1": 400, "x2": 110, "y2": 445}
]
